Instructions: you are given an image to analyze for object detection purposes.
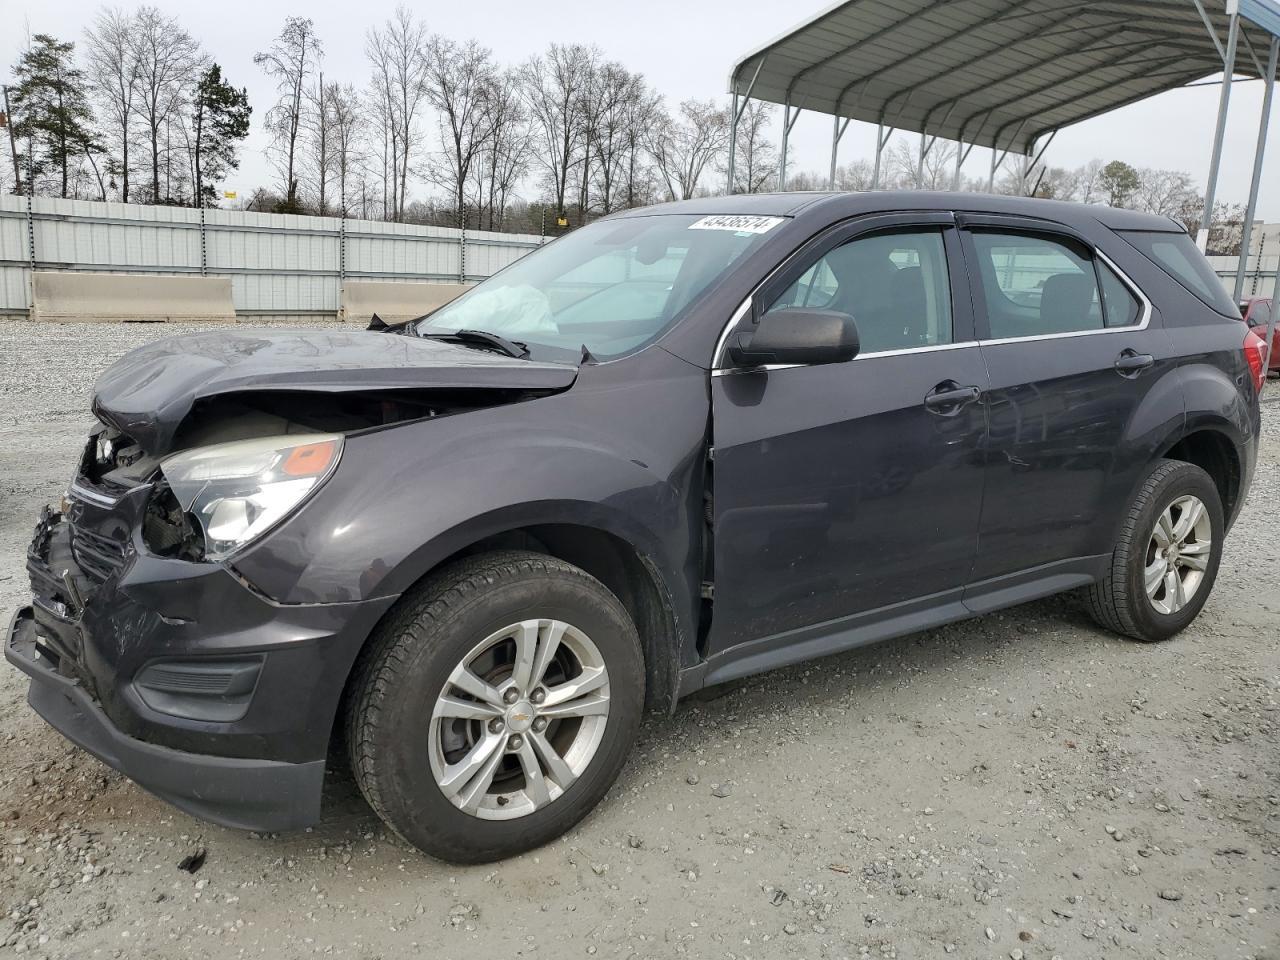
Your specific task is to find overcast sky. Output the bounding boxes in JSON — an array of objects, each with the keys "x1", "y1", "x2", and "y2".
[{"x1": 5, "y1": 0, "x2": 1278, "y2": 220}]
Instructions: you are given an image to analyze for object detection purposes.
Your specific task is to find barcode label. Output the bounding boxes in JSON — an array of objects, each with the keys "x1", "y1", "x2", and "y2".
[{"x1": 688, "y1": 215, "x2": 785, "y2": 234}]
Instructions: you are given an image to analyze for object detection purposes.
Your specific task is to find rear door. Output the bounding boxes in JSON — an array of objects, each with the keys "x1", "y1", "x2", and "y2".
[
  {"x1": 958, "y1": 215, "x2": 1177, "y2": 598},
  {"x1": 707, "y1": 213, "x2": 990, "y2": 656}
]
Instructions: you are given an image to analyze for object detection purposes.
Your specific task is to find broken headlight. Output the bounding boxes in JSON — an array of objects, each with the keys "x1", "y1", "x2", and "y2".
[{"x1": 159, "y1": 434, "x2": 343, "y2": 561}]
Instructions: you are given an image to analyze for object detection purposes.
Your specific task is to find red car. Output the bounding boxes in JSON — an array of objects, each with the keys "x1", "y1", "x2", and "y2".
[{"x1": 1241, "y1": 297, "x2": 1278, "y2": 373}]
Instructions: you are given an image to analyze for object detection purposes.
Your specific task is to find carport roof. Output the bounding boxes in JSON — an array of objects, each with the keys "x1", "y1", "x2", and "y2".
[{"x1": 728, "y1": 0, "x2": 1280, "y2": 156}]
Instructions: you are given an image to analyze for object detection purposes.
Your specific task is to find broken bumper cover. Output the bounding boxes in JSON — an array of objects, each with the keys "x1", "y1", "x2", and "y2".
[
  {"x1": 7, "y1": 607, "x2": 323, "y2": 832},
  {"x1": 11, "y1": 498, "x2": 399, "y2": 833}
]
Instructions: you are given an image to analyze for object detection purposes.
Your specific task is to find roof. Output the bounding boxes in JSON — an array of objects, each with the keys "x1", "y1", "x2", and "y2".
[
  {"x1": 617, "y1": 190, "x2": 1186, "y2": 231},
  {"x1": 729, "y1": 0, "x2": 1280, "y2": 157},
  {"x1": 611, "y1": 192, "x2": 835, "y2": 218}
]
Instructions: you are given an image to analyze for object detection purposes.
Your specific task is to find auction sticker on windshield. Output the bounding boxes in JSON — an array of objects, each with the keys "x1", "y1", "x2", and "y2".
[{"x1": 688, "y1": 215, "x2": 785, "y2": 234}]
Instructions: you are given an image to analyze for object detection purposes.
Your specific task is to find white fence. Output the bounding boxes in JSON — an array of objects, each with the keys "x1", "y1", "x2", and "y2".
[
  {"x1": 1208, "y1": 254, "x2": 1279, "y2": 300},
  {"x1": 0, "y1": 194, "x2": 545, "y2": 320}
]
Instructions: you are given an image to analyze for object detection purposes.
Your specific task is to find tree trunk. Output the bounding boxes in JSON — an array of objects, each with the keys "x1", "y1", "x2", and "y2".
[
  {"x1": 151, "y1": 124, "x2": 160, "y2": 201},
  {"x1": 121, "y1": 132, "x2": 130, "y2": 202},
  {"x1": 193, "y1": 106, "x2": 203, "y2": 207}
]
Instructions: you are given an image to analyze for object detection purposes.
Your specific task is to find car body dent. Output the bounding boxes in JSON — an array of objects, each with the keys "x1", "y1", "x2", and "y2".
[
  {"x1": 229, "y1": 345, "x2": 709, "y2": 664},
  {"x1": 91, "y1": 327, "x2": 579, "y2": 455}
]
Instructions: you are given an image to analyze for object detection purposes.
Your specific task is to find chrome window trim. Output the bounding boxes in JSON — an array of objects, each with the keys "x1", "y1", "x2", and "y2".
[
  {"x1": 711, "y1": 340, "x2": 977, "y2": 377},
  {"x1": 973, "y1": 248, "x2": 1153, "y2": 346},
  {"x1": 712, "y1": 239, "x2": 1153, "y2": 374},
  {"x1": 711, "y1": 295, "x2": 754, "y2": 368}
]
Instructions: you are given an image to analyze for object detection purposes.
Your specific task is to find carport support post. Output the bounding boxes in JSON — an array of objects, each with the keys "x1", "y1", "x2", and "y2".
[
  {"x1": 778, "y1": 97, "x2": 790, "y2": 190},
  {"x1": 829, "y1": 115, "x2": 850, "y2": 189},
  {"x1": 725, "y1": 59, "x2": 765, "y2": 196},
  {"x1": 778, "y1": 98, "x2": 801, "y2": 191},
  {"x1": 1199, "y1": 7, "x2": 1240, "y2": 250},
  {"x1": 871, "y1": 123, "x2": 893, "y2": 189},
  {"x1": 727, "y1": 91, "x2": 739, "y2": 194},
  {"x1": 1233, "y1": 36, "x2": 1278, "y2": 301}
]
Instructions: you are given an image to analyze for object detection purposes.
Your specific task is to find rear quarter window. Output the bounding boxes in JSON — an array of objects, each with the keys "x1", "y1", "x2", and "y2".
[{"x1": 1119, "y1": 230, "x2": 1238, "y2": 316}]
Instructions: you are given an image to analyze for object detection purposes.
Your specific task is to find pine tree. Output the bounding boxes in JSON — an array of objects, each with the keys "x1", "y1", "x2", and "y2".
[
  {"x1": 191, "y1": 64, "x2": 251, "y2": 207},
  {"x1": 11, "y1": 34, "x2": 100, "y2": 198}
]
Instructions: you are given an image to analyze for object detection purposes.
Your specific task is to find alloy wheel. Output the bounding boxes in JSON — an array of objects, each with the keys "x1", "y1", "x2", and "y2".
[
  {"x1": 428, "y1": 619, "x2": 611, "y2": 820},
  {"x1": 1144, "y1": 494, "x2": 1212, "y2": 615}
]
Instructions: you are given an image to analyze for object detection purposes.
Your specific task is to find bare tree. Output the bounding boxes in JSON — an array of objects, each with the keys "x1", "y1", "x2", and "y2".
[
  {"x1": 1132, "y1": 168, "x2": 1198, "y2": 218},
  {"x1": 326, "y1": 83, "x2": 364, "y2": 217},
  {"x1": 130, "y1": 6, "x2": 201, "y2": 202},
  {"x1": 521, "y1": 44, "x2": 596, "y2": 219},
  {"x1": 585, "y1": 63, "x2": 655, "y2": 213},
  {"x1": 302, "y1": 72, "x2": 332, "y2": 213},
  {"x1": 618, "y1": 82, "x2": 661, "y2": 209},
  {"x1": 424, "y1": 36, "x2": 499, "y2": 222},
  {"x1": 887, "y1": 137, "x2": 957, "y2": 190},
  {"x1": 648, "y1": 98, "x2": 729, "y2": 201},
  {"x1": 83, "y1": 7, "x2": 140, "y2": 201},
  {"x1": 255, "y1": 16, "x2": 320, "y2": 210},
  {"x1": 365, "y1": 7, "x2": 430, "y2": 221},
  {"x1": 1074, "y1": 158, "x2": 1106, "y2": 204},
  {"x1": 363, "y1": 77, "x2": 396, "y2": 219},
  {"x1": 729, "y1": 100, "x2": 777, "y2": 194},
  {"x1": 992, "y1": 152, "x2": 1048, "y2": 197},
  {"x1": 833, "y1": 159, "x2": 875, "y2": 192},
  {"x1": 475, "y1": 69, "x2": 528, "y2": 230}
]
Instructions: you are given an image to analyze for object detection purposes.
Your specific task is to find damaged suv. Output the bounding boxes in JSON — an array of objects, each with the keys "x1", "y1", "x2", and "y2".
[{"x1": 7, "y1": 193, "x2": 1264, "y2": 863}]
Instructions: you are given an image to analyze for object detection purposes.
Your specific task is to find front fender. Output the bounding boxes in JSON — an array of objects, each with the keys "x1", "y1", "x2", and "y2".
[{"x1": 230, "y1": 349, "x2": 710, "y2": 618}]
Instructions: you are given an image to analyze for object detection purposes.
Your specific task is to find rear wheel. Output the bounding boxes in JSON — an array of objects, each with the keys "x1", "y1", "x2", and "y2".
[
  {"x1": 1085, "y1": 459, "x2": 1223, "y2": 642},
  {"x1": 346, "y1": 551, "x2": 644, "y2": 862}
]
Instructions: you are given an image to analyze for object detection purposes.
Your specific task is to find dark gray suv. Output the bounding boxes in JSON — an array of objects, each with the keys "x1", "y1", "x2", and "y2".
[{"x1": 7, "y1": 192, "x2": 1265, "y2": 862}]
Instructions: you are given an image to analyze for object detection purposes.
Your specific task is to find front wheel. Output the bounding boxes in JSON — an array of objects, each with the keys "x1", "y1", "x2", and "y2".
[
  {"x1": 346, "y1": 551, "x2": 644, "y2": 862},
  {"x1": 1085, "y1": 459, "x2": 1224, "y2": 642}
]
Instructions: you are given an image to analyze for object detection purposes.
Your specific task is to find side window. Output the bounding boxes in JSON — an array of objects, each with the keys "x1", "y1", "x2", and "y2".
[
  {"x1": 1098, "y1": 259, "x2": 1142, "y2": 327},
  {"x1": 765, "y1": 229, "x2": 953, "y2": 353},
  {"x1": 972, "y1": 231, "x2": 1108, "y2": 338}
]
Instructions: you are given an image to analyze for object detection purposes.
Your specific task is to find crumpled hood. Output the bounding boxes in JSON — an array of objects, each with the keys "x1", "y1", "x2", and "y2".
[{"x1": 92, "y1": 327, "x2": 577, "y2": 454}]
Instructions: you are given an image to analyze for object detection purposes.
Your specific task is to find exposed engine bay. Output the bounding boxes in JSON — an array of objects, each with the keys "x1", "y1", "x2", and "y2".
[{"x1": 81, "y1": 385, "x2": 558, "y2": 564}]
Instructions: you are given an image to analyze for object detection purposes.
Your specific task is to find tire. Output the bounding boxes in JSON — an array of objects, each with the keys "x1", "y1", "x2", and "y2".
[
  {"x1": 346, "y1": 550, "x2": 644, "y2": 863},
  {"x1": 1085, "y1": 459, "x2": 1224, "y2": 643}
]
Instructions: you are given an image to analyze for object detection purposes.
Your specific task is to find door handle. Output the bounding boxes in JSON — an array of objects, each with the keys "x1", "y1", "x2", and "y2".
[
  {"x1": 1114, "y1": 349, "x2": 1154, "y2": 377},
  {"x1": 923, "y1": 381, "x2": 982, "y2": 415}
]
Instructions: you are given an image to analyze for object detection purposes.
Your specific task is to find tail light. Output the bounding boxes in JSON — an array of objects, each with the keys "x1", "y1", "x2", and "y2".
[{"x1": 1244, "y1": 328, "x2": 1267, "y2": 393}]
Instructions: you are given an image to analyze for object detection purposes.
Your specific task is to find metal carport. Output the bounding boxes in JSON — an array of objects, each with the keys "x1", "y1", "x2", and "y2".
[{"x1": 726, "y1": 0, "x2": 1280, "y2": 299}]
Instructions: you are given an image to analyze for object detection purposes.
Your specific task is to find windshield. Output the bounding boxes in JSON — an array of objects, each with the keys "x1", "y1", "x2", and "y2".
[{"x1": 415, "y1": 213, "x2": 782, "y2": 361}]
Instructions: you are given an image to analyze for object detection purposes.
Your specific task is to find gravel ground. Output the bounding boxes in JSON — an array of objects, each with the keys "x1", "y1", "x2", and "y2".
[{"x1": 0, "y1": 317, "x2": 1277, "y2": 960}]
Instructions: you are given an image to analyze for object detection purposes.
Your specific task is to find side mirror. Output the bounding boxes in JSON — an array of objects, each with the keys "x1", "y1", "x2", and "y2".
[{"x1": 728, "y1": 308, "x2": 860, "y2": 367}]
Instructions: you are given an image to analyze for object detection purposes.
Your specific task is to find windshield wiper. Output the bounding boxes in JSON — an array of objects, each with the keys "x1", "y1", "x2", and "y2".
[{"x1": 421, "y1": 328, "x2": 530, "y2": 360}]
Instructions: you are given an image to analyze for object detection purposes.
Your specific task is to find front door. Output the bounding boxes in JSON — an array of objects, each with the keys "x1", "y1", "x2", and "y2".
[
  {"x1": 707, "y1": 216, "x2": 989, "y2": 658},
  {"x1": 958, "y1": 217, "x2": 1178, "y2": 591}
]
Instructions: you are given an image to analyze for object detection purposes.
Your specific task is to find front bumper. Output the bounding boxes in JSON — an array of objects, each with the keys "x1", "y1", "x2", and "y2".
[
  {"x1": 7, "y1": 607, "x2": 323, "y2": 832},
  {"x1": 10, "y1": 493, "x2": 398, "y2": 832}
]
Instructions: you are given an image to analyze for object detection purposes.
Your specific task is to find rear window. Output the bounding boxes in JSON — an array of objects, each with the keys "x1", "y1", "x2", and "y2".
[{"x1": 1119, "y1": 230, "x2": 1238, "y2": 316}]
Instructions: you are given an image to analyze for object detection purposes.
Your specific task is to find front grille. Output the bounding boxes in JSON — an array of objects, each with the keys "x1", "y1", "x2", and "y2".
[{"x1": 71, "y1": 527, "x2": 129, "y2": 583}]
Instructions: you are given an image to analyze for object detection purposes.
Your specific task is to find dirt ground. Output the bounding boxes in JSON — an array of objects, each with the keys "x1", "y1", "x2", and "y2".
[{"x1": 0, "y1": 318, "x2": 1276, "y2": 960}]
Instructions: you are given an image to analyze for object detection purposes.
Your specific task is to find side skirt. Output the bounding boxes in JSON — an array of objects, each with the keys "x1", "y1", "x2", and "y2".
[{"x1": 677, "y1": 555, "x2": 1109, "y2": 699}]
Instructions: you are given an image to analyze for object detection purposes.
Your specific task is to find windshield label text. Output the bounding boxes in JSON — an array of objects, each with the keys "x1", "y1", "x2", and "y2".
[{"x1": 688, "y1": 215, "x2": 785, "y2": 234}]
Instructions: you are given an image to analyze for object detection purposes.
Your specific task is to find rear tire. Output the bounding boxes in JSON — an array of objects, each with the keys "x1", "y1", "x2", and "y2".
[
  {"x1": 1085, "y1": 459, "x2": 1223, "y2": 642},
  {"x1": 346, "y1": 550, "x2": 644, "y2": 863}
]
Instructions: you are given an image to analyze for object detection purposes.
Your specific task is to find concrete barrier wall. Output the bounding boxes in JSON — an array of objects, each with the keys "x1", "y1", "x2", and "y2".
[
  {"x1": 340, "y1": 280, "x2": 470, "y2": 324},
  {"x1": 32, "y1": 272, "x2": 236, "y2": 322},
  {"x1": 0, "y1": 194, "x2": 545, "y2": 320}
]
